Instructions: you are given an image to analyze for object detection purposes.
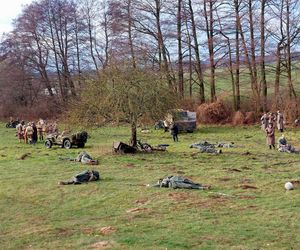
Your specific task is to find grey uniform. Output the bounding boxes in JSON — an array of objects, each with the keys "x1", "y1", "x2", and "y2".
[
  {"x1": 59, "y1": 151, "x2": 98, "y2": 165},
  {"x1": 154, "y1": 176, "x2": 207, "y2": 189},
  {"x1": 278, "y1": 137, "x2": 299, "y2": 154},
  {"x1": 59, "y1": 170, "x2": 100, "y2": 185},
  {"x1": 190, "y1": 141, "x2": 222, "y2": 154}
]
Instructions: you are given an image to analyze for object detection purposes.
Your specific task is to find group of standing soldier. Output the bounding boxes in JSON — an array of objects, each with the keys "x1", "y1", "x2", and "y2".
[
  {"x1": 15, "y1": 119, "x2": 58, "y2": 144},
  {"x1": 261, "y1": 111, "x2": 284, "y2": 149}
]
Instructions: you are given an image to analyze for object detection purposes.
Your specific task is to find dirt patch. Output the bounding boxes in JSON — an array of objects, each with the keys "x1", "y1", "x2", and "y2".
[
  {"x1": 239, "y1": 184, "x2": 258, "y2": 189},
  {"x1": 241, "y1": 166, "x2": 251, "y2": 170},
  {"x1": 241, "y1": 151, "x2": 251, "y2": 155},
  {"x1": 126, "y1": 207, "x2": 149, "y2": 213},
  {"x1": 81, "y1": 226, "x2": 117, "y2": 236},
  {"x1": 191, "y1": 152, "x2": 199, "y2": 158},
  {"x1": 55, "y1": 228, "x2": 75, "y2": 237},
  {"x1": 90, "y1": 241, "x2": 113, "y2": 249},
  {"x1": 168, "y1": 192, "x2": 192, "y2": 201},
  {"x1": 290, "y1": 180, "x2": 300, "y2": 186},
  {"x1": 209, "y1": 194, "x2": 232, "y2": 200},
  {"x1": 240, "y1": 178, "x2": 252, "y2": 184},
  {"x1": 168, "y1": 166, "x2": 178, "y2": 171},
  {"x1": 238, "y1": 205, "x2": 259, "y2": 211},
  {"x1": 238, "y1": 195, "x2": 256, "y2": 200},
  {"x1": 16, "y1": 153, "x2": 31, "y2": 160},
  {"x1": 227, "y1": 168, "x2": 242, "y2": 172},
  {"x1": 82, "y1": 227, "x2": 94, "y2": 235},
  {"x1": 218, "y1": 177, "x2": 231, "y2": 182},
  {"x1": 135, "y1": 199, "x2": 149, "y2": 205},
  {"x1": 176, "y1": 170, "x2": 185, "y2": 175},
  {"x1": 124, "y1": 163, "x2": 135, "y2": 168},
  {"x1": 99, "y1": 226, "x2": 117, "y2": 235}
]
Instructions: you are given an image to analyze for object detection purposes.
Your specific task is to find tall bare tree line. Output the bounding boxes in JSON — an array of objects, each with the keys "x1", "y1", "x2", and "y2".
[{"x1": 1, "y1": 0, "x2": 300, "y2": 113}]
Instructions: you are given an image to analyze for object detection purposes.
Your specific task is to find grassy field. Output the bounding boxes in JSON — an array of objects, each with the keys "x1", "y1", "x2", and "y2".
[{"x1": 1, "y1": 123, "x2": 300, "y2": 249}]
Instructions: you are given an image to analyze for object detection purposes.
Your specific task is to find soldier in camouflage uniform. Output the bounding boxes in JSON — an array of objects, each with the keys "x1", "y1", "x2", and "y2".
[
  {"x1": 24, "y1": 123, "x2": 33, "y2": 144},
  {"x1": 16, "y1": 121, "x2": 25, "y2": 143},
  {"x1": 277, "y1": 135, "x2": 299, "y2": 153},
  {"x1": 153, "y1": 175, "x2": 210, "y2": 190},
  {"x1": 36, "y1": 118, "x2": 45, "y2": 141},
  {"x1": 215, "y1": 142, "x2": 234, "y2": 148},
  {"x1": 59, "y1": 170, "x2": 100, "y2": 185},
  {"x1": 190, "y1": 141, "x2": 222, "y2": 154},
  {"x1": 59, "y1": 151, "x2": 99, "y2": 165}
]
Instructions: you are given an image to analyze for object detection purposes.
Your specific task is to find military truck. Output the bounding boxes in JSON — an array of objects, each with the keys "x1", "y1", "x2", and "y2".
[
  {"x1": 165, "y1": 109, "x2": 196, "y2": 133},
  {"x1": 45, "y1": 131, "x2": 88, "y2": 149}
]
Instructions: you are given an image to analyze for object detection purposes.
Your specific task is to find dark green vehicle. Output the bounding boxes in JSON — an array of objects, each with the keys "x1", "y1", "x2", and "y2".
[
  {"x1": 165, "y1": 110, "x2": 197, "y2": 133},
  {"x1": 45, "y1": 131, "x2": 88, "y2": 149}
]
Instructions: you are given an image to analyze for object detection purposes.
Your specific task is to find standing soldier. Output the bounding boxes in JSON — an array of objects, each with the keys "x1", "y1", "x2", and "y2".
[
  {"x1": 37, "y1": 118, "x2": 45, "y2": 141},
  {"x1": 24, "y1": 122, "x2": 33, "y2": 144},
  {"x1": 163, "y1": 120, "x2": 169, "y2": 132},
  {"x1": 32, "y1": 122, "x2": 38, "y2": 144},
  {"x1": 268, "y1": 112, "x2": 276, "y2": 124},
  {"x1": 276, "y1": 110, "x2": 284, "y2": 132},
  {"x1": 52, "y1": 121, "x2": 58, "y2": 133},
  {"x1": 260, "y1": 112, "x2": 268, "y2": 130},
  {"x1": 16, "y1": 121, "x2": 25, "y2": 143},
  {"x1": 170, "y1": 122, "x2": 179, "y2": 142},
  {"x1": 265, "y1": 123, "x2": 275, "y2": 149}
]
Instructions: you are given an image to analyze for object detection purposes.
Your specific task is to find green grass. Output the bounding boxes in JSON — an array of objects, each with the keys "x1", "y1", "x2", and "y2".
[{"x1": 1, "y1": 124, "x2": 300, "y2": 249}]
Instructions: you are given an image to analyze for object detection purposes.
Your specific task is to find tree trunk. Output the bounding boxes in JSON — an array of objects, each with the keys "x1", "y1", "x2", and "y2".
[
  {"x1": 127, "y1": 0, "x2": 136, "y2": 69},
  {"x1": 188, "y1": 0, "x2": 205, "y2": 103},
  {"x1": 274, "y1": 44, "x2": 281, "y2": 107},
  {"x1": 248, "y1": 0, "x2": 260, "y2": 109},
  {"x1": 286, "y1": 0, "x2": 297, "y2": 98},
  {"x1": 177, "y1": 0, "x2": 184, "y2": 98},
  {"x1": 155, "y1": 0, "x2": 173, "y2": 88},
  {"x1": 260, "y1": 0, "x2": 267, "y2": 112},
  {"x1": 204, "y1": 0, "x2": 216, "y2": 102},
  {"x1": 131, "y1": 117, "x2": 137, "y2": 147},
  {"x1": 234, "y1": 0, "x2": 241, "y2": 110}
]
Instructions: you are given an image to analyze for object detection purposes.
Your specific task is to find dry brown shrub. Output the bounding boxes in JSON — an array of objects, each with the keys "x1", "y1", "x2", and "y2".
[
  {"x1": 178, "y1": 98, "x2": 199, "y2": 111},
  {"x1": 196, "y1": 100, "x2": 231, "y2": 124},
  {"x1": 0, "y1": 96, "x2": 61, "y2": 121},
  {"x1": 232, "y1": 111, "x2": 245, "y2": 125},
  {"x1": 244, "y1": 111, "x2": 256, "y2": 125},
  {"x1": 282, "y1": 98, "x2": 300, "y2": 125}
]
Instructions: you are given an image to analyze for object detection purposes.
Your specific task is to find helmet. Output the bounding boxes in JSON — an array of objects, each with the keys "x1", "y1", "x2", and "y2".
[{"x1": 284, "y1": 182, "x2": 294, "y2": 190}]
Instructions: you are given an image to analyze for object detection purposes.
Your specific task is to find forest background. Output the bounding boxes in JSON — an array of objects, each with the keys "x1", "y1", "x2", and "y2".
[{"x1": 1, "y1": 0, "x2": 300, "y2": 125}]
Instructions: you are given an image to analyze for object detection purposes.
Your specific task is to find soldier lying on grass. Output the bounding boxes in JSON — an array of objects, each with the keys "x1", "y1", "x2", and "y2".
[
  {"x1": 190, "y1": 141, "x2": 223, "y2": 154},
  {"x1": 59, "y1": 170, "x2": 100, "y2": 185},
  {"x1": 153, "y1": 175, "x2": 210, "y2": 190},
  {"x1": 59, "y1": 151, "x2": 99, "y2": 165},
  {"x1": 277, "y1": 135, "x2": 300, "y2": 154}
]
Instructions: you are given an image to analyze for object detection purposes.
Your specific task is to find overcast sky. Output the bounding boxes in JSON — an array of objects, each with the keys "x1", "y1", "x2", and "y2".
[{"x1": 0, "y1": 0, "x2": 33, "y2": 36}]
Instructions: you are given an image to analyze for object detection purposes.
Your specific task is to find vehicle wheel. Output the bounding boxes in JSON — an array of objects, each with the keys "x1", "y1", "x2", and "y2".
[
  {"x1": 63, "y1": 139, "x2": 72, "y2": 149},
  {"x1": 6, "y1": 123, "x2": 10, "y2": 128},
  {"x1": 45, "y1": 140, "x2": 52, "y2": 149},
  {"x1": 187, "y1": 130, "x2": 194, "y2": 133}
]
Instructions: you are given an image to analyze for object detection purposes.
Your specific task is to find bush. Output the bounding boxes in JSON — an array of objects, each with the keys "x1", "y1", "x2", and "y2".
[
  {"x1": 196, "y1": 100, "x2": 231, "y2": 124},
  {"x1": 282, "y1": 98, "x2": 300, "y2": 125},
  {"x1": 178, "y1": 98, "x2": 199, "y2": 112},
  {"x1": 244, "y1": 111, "x2": 257, "y2": 125},
  {"x1": 232, "y1": 111, "x2": 245, "y2": 125}
]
